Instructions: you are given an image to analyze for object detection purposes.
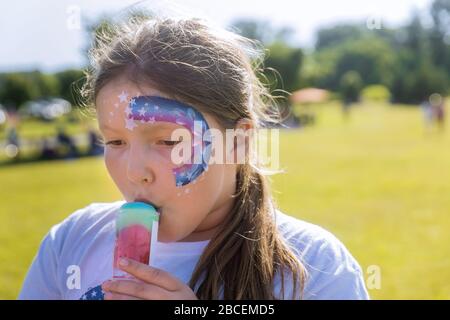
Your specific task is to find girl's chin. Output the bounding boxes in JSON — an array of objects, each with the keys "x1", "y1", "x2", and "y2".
[
  {"x1": 157, "y1": 224, "x2": 181, "y2": 243},
  {"x1": 157, "y1": 233, "x2": 181, "y2": 243}
]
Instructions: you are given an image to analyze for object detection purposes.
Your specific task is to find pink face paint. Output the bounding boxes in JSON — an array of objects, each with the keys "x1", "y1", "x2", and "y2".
[{"x1": 126, "y1": 96, "x2": 212, "y2": 187}]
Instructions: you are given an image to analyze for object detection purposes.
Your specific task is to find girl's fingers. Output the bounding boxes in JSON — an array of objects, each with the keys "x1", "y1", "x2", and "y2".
[
  {"x1": 117, "y1": 258, "x2": 181, "y2": 291},
  {"x1": 102, "y1": 279, "x2": 171, "y2": 300}
]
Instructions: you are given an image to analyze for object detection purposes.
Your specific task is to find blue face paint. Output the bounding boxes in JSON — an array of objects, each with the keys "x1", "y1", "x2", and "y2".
[{"x1": 126, "y1": 96, "x2": 212, "y2": 187}]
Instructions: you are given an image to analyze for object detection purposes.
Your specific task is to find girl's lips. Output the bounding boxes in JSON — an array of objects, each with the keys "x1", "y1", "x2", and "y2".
[{"x1": 133, "y1": 198, "x2": 161, "y2": 212}]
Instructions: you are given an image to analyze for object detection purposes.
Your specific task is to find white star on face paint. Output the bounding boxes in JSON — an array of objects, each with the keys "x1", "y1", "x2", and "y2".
[
  {"x1": 148, "y1": 116, "x2": 155, "y2": 124},
  {"x1": 138, "y1": 107, "x2": 146, "y2": 116},
  {"x1": 124, "y1": 106, "x2": 132, "y2": 117},
  {"x1": 118, "y1": 91, "x2": 128, "y2": 103},
  {"x1": 125, "y1": 118, "x2": 137, "y2": 131},
  {"x1": 130, "y1": 98, "x2": 136, "y2": 107}
]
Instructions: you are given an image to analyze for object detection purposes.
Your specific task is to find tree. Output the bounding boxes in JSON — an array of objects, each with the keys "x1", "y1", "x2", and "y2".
[
  {"x1": 55, "y1": 69, "x2": 85, "y2": 106},
  {"x1": 306, "y1": 36, "x2": 396, "y2": 91},
  {"x1": 389, "y1": 9, "x2": 449, "y2": 103},
  {"x1": 0, "y1": 73, "x2": 38, "y2": 110},
  {"x1": 229, "y1": 19, "x2": 302, "y2": 95},
  {"x1": 315, "y1": 24, "x2": 366, "y2": 50},
  {"x1": 264, "y1": 41, "x2": 303, "y2": 94},
  {"x1": 392, "y1": 59, "x2": 448, "y2": 103},
  {"x1": 305, "y1": 11, "x2": 449, "y2": 104},
  {"x1": 230, "y1": 18, "x2": 296, "y2": 46},
  {"x1": 30, "y1": 71, "x2": 60, "y2": 98},
  {"x1": 429, "y1": 0, "x2": 450, "y2": 72}
]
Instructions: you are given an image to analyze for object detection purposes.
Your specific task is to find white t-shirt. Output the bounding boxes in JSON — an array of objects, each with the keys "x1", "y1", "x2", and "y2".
[{"x1": 18, "y1": 200, "x2": 369, "y2": 300}]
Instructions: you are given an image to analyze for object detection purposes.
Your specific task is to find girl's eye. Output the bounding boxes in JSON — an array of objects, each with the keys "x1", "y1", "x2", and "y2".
[
  {"x1": 157, "y1": 140, "x2": 182, "y2": 146},
  {"x1": 104, "y1": 139, "x2": 181, "y2": 147},
  {"x1": 105, "y1": 140, "x2": 124, "y2": 146}
]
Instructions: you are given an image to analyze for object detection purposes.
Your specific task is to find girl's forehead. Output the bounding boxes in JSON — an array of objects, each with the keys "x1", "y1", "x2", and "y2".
[
  {"x1": 97, "y1": 89, "x2": 220, "y2": 134},
  {"x1": 97, "y1": 77, "x2": 171, "y2": 104},
  {"x1": 96, "y1": 76, "x2": 223, "y2": 132}
]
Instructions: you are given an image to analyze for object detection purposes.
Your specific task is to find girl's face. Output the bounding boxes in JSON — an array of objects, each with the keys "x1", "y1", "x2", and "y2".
[{"x1": 96, "y1": 75, "x2": 238, "y2": 242}]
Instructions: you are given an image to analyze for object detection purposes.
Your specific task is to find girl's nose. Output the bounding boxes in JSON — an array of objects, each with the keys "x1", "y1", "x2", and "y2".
[{"x1": 126, "y1": 144, "x2": 155, "y2": 185}]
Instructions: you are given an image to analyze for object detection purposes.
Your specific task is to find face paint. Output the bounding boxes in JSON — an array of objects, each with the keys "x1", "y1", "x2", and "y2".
[{"x1": 126, "y1": 96, "x2": 212, "y2": 187}]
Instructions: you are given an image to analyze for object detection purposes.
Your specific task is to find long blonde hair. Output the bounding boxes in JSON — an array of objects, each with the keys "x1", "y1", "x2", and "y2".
[{"x1": 81, "y1": 16, "x2": 306, "y2": 299}]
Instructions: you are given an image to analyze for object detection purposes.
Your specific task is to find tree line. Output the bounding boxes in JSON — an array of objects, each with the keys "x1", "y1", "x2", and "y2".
[
  {"x1": 0, "y1": 0, "x2": 449, "y2": 111},
  {"x1": 233, "y1": 0, "x2": 450, "y2": 104}
]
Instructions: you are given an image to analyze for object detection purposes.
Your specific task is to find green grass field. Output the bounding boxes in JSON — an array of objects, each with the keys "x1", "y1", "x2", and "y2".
[{"x1": 1, "y1": 102, "x2": 449, "y2": 299}]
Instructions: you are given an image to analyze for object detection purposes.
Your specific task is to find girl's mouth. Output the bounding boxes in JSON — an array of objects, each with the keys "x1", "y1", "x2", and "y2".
[{"x1": 133, "y1": 198, "x2": 161, "y2": 213}]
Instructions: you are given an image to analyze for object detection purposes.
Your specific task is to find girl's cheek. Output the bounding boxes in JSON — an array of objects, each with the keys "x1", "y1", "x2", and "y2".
[
  {"x1": 153, "y1": 145, "x2": 191, "y2": 171},
  {"x1": 104, "y1": 148, "x2": 130, "y2": 181},
  {"x1": 104, "y1": 148, "x2": 120, "y2": 167},
  {"x1": 154, "y1": 147, "x2": 175, "y2": 165}
]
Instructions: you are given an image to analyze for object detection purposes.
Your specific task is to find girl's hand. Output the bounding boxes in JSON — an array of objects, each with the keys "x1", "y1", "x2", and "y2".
[{"x1": 101, "y1": 258, "x2": 198, "y2": 300}]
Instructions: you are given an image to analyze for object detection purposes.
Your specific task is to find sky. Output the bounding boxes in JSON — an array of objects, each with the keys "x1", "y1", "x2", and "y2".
[{"x1": 0, "y1": 0, "x2": 432, "y2": 73}]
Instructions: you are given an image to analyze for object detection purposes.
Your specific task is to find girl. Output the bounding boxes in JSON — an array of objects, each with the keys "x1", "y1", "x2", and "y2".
[{"x1": 19, "y1": 17, "x2": 369, "y2": 300}]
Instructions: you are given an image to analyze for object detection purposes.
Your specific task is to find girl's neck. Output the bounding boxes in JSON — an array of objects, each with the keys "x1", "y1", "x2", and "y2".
[
  {"x1": 180, "y1": 194, "x2": 235, "y2": 242},
  {"x1": 179, "y1": 229, "x2": 214, "y2": 242}
]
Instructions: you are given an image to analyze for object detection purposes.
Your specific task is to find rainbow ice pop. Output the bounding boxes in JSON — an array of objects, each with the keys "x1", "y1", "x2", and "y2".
[{"x1": 113, "y1": 202, "x2": 159, "y2": 279}]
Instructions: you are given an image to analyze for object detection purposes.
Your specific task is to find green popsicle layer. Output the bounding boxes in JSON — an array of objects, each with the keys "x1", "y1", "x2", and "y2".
[{"x1": 116, "y1": 202, "x2": 159, "y2": 231}]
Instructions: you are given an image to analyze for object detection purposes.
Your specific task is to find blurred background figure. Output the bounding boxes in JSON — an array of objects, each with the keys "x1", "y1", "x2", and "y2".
[
  {"x1": 421, "y1": 98, "x2": 433, "y2": 133},
  {"x1": 429, "y1": 93, "x2": 446, "y2": 132},
  {"x1": 39, "y1": 137, "x2": 58, "y2": 161},
  {"x1": 4, "y1": 110, "x2": 21, "y2": 160},
  {"x1": 56, "y1": 126, "x2": 79, "y2": 159},
  {"x1": 339, "y1": 71, "x2": 363, "y2": 121},
  {"x1": 86, "y1": 126, "x2": 104, "y2": 156}
]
